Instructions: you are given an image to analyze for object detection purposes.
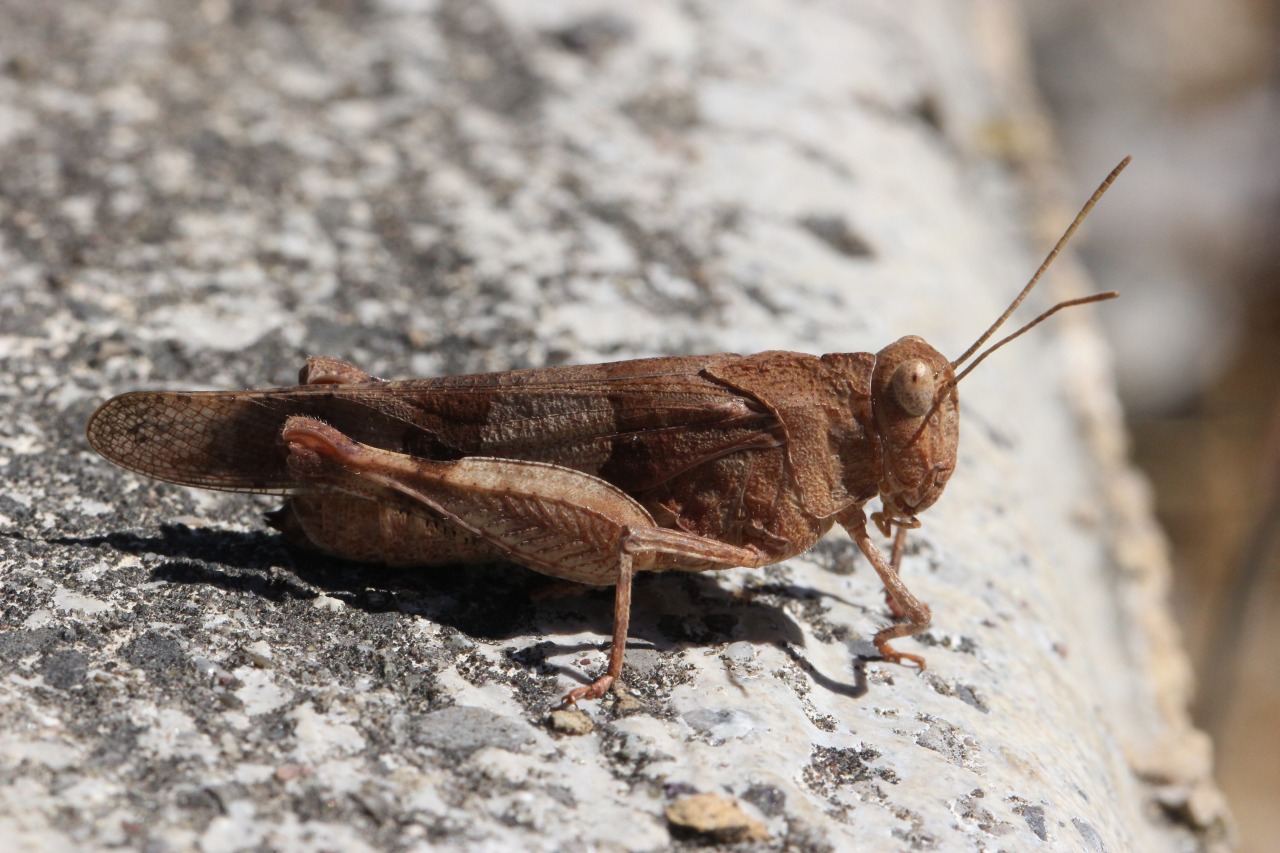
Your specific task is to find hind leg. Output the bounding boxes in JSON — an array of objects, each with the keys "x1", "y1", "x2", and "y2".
[
  {"x1": 297, "y1": 356, "x2": 381, "y2": 385},
  {"x1": 280, "y1": 417, "x2": 770, "y2": 704}
]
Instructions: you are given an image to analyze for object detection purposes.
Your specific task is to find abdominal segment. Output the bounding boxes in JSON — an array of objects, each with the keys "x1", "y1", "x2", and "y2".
[{"x1": 268, "y1": 492, "x2": 507, "y2": 569}]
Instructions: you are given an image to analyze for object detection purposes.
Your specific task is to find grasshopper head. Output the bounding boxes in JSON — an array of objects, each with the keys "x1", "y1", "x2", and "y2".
[
  {"x1": 871, "y1": 336, "x2": 959, "y2": 522},
  {"x1": 864, "y1": 158, "x2": 1132, "y2": 523}
]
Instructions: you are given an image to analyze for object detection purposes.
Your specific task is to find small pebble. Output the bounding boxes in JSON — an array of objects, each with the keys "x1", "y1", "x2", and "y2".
[
  {"x1": 665, "y1": 793, "x2": 768, "y2": 842},
  {"x1": 246, "y1": 640, "x2": 273, "y2": 668},
  {"x1": 547, "y1": 708, "x2": 594, "y2": 736}
]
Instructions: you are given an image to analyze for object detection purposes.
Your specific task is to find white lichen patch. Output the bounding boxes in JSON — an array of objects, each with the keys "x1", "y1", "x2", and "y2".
[
  {"x1": 52, "y1": 587, "x2": 113, "y2": 614},
  {"x1": 288, "y1": 702, "x2": 366, "y2": 762},
  {"x1": 138, "y1": 707, "x2": 218, "y2": 763},
  {"x1": 231, "y1": 667, "x2": 292, "y2": 717}
]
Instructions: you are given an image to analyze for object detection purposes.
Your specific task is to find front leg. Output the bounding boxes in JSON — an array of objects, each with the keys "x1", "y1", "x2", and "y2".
[
  {"x1": 869, "y1": 511, "x2": 917, "y2": 619},
  {"x1": 280, "y1": 417, "x2": 768, "y2": 704},
  {"x1": 884, "y1": 524, "x2": 910, "y2": 618},
  {"x1": 839, "y1": 506, "x2": 931, "y2": 669}
]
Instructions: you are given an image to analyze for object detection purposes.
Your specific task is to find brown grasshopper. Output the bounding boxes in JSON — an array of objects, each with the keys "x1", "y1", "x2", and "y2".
[{"x1": 87, "y1": 158, "x2": 1128, "y2": 706}]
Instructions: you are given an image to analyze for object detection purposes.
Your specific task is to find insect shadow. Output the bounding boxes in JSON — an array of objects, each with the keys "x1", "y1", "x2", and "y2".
[{"x1": 72, "y1": 523, "x2": 871, "y2": 699}]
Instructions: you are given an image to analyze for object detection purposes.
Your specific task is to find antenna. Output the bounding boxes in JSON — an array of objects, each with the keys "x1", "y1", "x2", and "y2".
[
  {"x1": 951, "y1": 291, "x2": 1117, "y2": 384},
  {"x1": 949, "y1": 155, "x2": 1131, "y2": 375}
]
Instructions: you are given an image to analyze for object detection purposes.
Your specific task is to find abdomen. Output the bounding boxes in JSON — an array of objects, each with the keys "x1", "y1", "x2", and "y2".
[{"x1": 270, "y1": 493, "x2": 507, "y2": 568}]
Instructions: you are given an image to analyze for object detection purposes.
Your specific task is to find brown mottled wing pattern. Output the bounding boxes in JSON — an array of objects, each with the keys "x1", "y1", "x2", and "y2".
[{"x1": 86, "y1": 355, "x2": 783, "y2": 496}]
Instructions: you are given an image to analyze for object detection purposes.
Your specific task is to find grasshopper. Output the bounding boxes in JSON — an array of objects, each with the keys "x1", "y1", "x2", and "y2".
[{"x1": 87, "y1": 159, "x2": 1128, "y2": 706}]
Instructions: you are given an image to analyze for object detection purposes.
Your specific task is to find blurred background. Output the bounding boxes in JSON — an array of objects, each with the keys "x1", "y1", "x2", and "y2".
[{"x1": 1026, "y1": 0, "x2": 1279, "y2": 848}]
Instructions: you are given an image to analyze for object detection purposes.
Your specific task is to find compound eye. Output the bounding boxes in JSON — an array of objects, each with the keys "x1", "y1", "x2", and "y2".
[{"x1": 890, "y1": 358, "x2": 935, "y2": 417}]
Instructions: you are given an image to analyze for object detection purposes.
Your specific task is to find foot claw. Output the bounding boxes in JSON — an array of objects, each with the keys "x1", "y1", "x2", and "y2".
[
  {"x1": 876, "y1": 645, "x2": 927, "y2": 671},
  {"x1": 556, "y1": 675, "x2": 616, "y2": 709}
]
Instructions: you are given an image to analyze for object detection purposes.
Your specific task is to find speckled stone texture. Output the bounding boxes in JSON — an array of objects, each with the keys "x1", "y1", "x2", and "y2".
[{"x1": 0, "y1": 1, "x2": 1229, "y2": 851}]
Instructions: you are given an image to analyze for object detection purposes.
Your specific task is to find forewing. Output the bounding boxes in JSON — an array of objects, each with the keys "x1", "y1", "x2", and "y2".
[
  {"x1": 86, "y1": 385, "x2": 436, "y2": 493},
  {"x1": 86, "y1": 355, "x2": 784, "y2": 494}
]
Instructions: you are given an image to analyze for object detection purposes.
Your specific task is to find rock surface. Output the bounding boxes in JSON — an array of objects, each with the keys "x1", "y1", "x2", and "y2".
[{"x1": 0, "y1": 1, "x2": 1228, "y2": 850}]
